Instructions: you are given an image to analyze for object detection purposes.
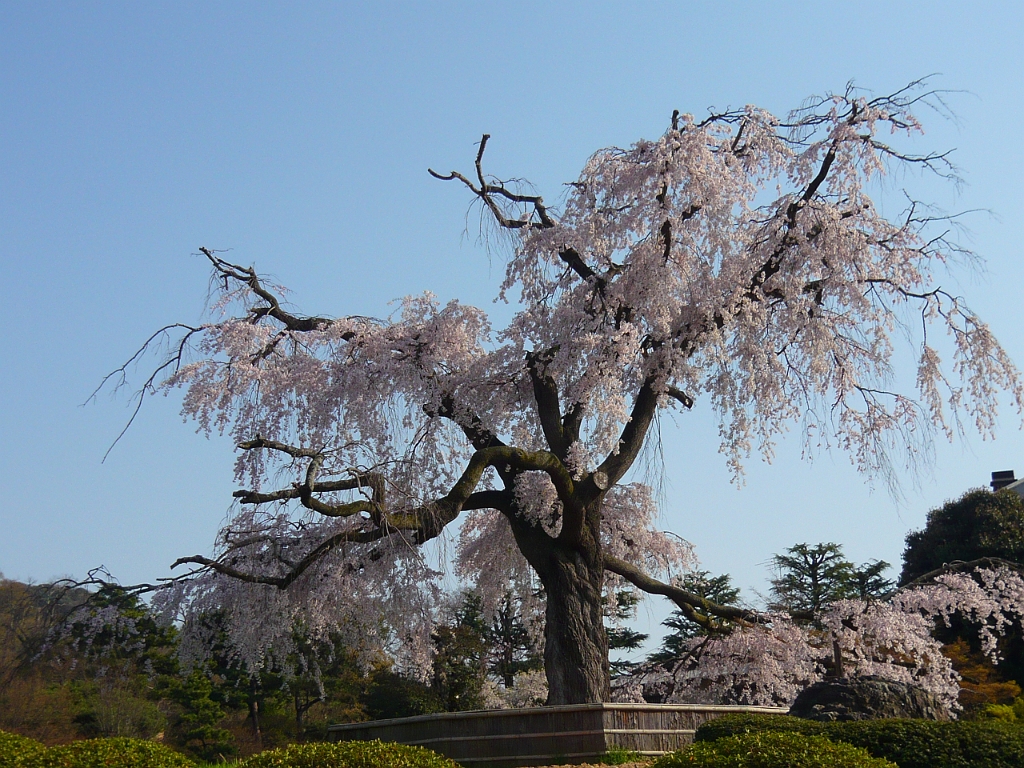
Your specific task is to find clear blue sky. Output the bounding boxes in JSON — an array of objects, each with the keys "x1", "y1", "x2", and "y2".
[{"x1": 2, "y1": 2, "x2": 1023, "y2": 648}]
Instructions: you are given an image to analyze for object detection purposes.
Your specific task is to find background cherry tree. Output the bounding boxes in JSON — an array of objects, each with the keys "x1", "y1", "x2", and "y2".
[
  {"x1": 111, "y1": 81, "x2": 1022, "y2": 705},
  {"x1": 615, "y1": 562, "x2": 1024, "y2": 716}
]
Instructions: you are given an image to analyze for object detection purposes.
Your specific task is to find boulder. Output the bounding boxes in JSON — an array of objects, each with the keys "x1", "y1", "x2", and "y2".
[{"x1": 788, "y1": 676, "x2": 951, "y2": 722}]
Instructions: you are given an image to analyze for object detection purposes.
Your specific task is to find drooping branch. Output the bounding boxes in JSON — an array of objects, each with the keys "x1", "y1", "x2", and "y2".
[
  {"x1": 604, "y1": 555, "x2": 768, "y2": 629},
  {"x1": 898, "y1": 557, "x2": 1024, "y2": 590},
  {"x1": 90, "y1": 323, "x2": 204, "y2": 460},
  {"x1": 171, "y1": 527, "x2": 388, "y2": 590},
  {"x1": 427, "y1": 393, "x2": 507, "y2": 452}
]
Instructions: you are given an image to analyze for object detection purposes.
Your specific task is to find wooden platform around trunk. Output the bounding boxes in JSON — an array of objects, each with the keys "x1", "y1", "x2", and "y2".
[{"x1": 327, "y1": 703, "x2": 787, "y2": 767}]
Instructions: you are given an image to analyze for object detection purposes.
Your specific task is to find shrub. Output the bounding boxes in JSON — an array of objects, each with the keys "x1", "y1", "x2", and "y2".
[
  {"x1": 360, "y1": 671, "x2": 441, "y2": 721},
  {"x1": 653, "y1": 731, "x2": 896, "y2": 768},
  {"x1": 30, "y1": 738, "x2": 194, "y2": 768},
  {"x1": 831, "y1": 719, "x2": 1024, "y2": 768},
  {"x1": 695, "y1": 714, "x2": 1024, "y2": 768},
  {"x1": 695, "y1": 713, "x2": 818, "y2": 743},
  {"x1": 599, "y1": 746, "x2": 646, "y2": 764},
  {"x1": 0, "y1": 731, "x2": 46, "y2": 768},
  {"x1": 980, "y1": 695, "x2": 1024, "y2": 722},
  {"x1": 237, "y1": 741, "x2": 460, "y2": 768}
]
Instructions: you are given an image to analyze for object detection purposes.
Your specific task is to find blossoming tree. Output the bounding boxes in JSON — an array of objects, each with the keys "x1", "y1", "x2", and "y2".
[
  {"x1": 617, "y1": 561, "x2": 1024, "y2": 714},
  {"x1": 112, "y1": 82, "x2": 1021, "y2": 705}
]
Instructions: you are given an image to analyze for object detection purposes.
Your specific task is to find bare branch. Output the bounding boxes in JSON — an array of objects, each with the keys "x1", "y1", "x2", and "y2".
[
  {"x1": 199, "y1": 248, "x2": 336, "y2": 333},
  {"x1": 90, "y1": 323, "x2": 204, "y2": 461}
]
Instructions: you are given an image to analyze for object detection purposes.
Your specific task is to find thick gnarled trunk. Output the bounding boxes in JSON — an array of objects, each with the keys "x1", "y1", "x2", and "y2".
[
  {"x1": 511, "y1": 500, "x2": 610, "y2": 705},
  {"x1": 540, "y1": 545, "x2": 609, "y2": 704}
]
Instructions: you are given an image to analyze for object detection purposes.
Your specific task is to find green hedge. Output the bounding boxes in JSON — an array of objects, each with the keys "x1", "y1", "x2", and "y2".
[
  {"x1": 694, "y1": 713, "x2": 1024, "y2": 768},
  {"x1": 27, "y1": 738, "x2": 194, "y2": 768},
  {"x1": 0, "y1": 732, "x2": 46, "y2": 768},
  {"x1": 653, "y1": 731, "x2": 896, "y2": 768},
  {"x1": 237, "y1": 741, "x2": 460, "y2": 768}
]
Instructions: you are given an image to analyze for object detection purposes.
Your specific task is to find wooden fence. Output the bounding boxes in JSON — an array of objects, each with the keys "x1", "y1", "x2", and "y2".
[{"x1": 328, "y1": 703, "x2": 787, "y2": 767}]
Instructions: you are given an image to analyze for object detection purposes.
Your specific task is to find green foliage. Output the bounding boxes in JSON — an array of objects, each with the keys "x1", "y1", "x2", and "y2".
[
  {"x1": 361, "y1": 670, "x2": 440, "y2": 720},
  {"x1": 164, "y1": 672, "x2": 236, "y2": 762},
  {"x1": 980, "y1": 695, "x2": 1024, "y2": 722},
  {"x1": 694, "y1": 713, "x2": 1024, "y2": 768},
  {"x1": 900, "y1": 488, "x2": 1024, "y2": 585},
  {"x1": 0, "y1": 730, "x2": 46, "y2": 768},
  {"x1": 430, "y1": 594, "x2": 488, "y2": 711},
  {"x1": 236, "y1": 740, "x2": 459, "y2": 768},
  {"x1": 694, "y1": 713, "x2": 818, "y2": 742},
  {"x1": 648, "y1": 571, "x2": 740, "y2": 664},
  {"x1": 30, "y1": 738, "x2": 194, "y2": 768},
  {"x1": 68, "y1": 680, "x2": 167, "y2": 740},
  {"x1": 655, "y1": 731, "x2": 895, "y2": 768},
  {"x1": 598, "y1": 745, "x2": 646, "y2": 764},
  {"x1": 604, "y1": 590, "x2": 648, "y2": 675},
  {"x1": 483, "y1": 591, "x2": 542, "y2": 688},
  {"x1": 769, "y1": 543, "x2": 892, "y2": 615}
]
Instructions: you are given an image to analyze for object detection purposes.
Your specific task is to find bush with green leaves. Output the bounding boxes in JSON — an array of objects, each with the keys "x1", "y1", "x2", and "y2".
[
  {"x1": 599, "y1": 746, "x2": 646, "y2": 765},
  {"x1": 694, "y1": 713, "x2": 1024, "y2": 768},
  {"x1": 237, "y1": 741, "x2": 460, "y2": 768},
  {"x1": 27, "y1": 738, "x2": 194, "y2": 768},
  {"x1": 981, "y1": 695, "x2": 1024, "y2": 722},
  {"x1": 695, "y1": 713, "x2": 817, "y2": 743},
  {"x1": 0, "y1": 731, "x2": 46, "y2": 768},
  {"x1": 654, "y1": 731, "x2": 895, "y2": 768}
]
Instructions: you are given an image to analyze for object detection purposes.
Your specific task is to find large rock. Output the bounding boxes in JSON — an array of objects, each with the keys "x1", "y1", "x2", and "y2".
[{"x1": 788, "y1": 676, "x2": 951, "y2": 722}]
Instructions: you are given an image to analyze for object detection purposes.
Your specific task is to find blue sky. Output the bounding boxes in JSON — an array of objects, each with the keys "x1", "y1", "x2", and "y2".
[{"x1": 2, "y1": 2, "x2": 1023, "y2": 648}]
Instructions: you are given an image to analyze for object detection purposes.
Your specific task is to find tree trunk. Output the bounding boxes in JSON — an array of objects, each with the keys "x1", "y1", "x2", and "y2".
[
  {"x1": 512, "y1": 499, "x2": 609, "y2": 705},
  {"x1": 247, "y1": 682, "x2": 262, "y2": 750},
  {"x1": 540, "y1": 547, "x2": 609, "y2": 704}
]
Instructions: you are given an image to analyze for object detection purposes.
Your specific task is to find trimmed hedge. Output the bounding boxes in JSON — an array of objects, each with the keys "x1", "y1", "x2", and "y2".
[
  {"x1": 696, "y1": 714, "x2": 819, "y2": 742},
  {"x1": 28, "y1": 738, "x2": 194, "y2": 768},
  {"x1": 653, "y1": 731, "x2": 896, "y2": 768},
  {"x1": 237, "y1": 741, "x2": 461, "y2": 768},
  {"x1": 694, "y1": 713, "x2": 1024, "y2": 768},
  {"x1": 0, "y1": 732, "x2": 46, "y2": 768}
]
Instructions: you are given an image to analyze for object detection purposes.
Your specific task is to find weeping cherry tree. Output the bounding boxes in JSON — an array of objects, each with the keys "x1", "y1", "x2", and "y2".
[{"x1": 108, "y1": 82, "x2": 1022, "y2": 705}]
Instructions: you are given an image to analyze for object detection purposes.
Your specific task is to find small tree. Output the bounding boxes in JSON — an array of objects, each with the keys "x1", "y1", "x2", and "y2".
[
  {"x1": 605, "y1": 590, "x2": 649, "y2": 674},
  {"x1": 431, "y1": 594, "x2": 488, "y2": 711},
  {"x1": 166, "y1": 670, "x2": 236, "y2": 762},
  {"x1": 109, "y1": 81, "x2": 1023, "y2": 704},
  {"x1": 484, "y1": 591, "x2": 543, "y2": 688}
]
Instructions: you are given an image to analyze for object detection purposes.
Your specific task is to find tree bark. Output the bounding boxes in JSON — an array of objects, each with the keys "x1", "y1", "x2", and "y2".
[{"x1": 512, "y1": 500, "x2": 610, "y2": 704}]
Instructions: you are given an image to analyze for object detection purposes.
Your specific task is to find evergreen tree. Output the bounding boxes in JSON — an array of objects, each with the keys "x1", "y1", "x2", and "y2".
[
  {"x1": 431, "y1": 594, "x2": 488, "y2": 711},
  {"x1": 485, "y1": 591, "x2": 542, "y2": 688},
  {"x1": 605, "y1": 590, "x2": 649, "y2": 675},
  {"x1": 901, "y1": 488, "x2": 1024, "y2": 585},
  {"x1": 165, "y1": 670, "x2": 236, "y2": 762},
  {"x1": 648, "y1": 571, "x2": 740, "y2": 664},
  {"x1": 768, "y1": 543, "x2": 854, "y2": 614}
]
